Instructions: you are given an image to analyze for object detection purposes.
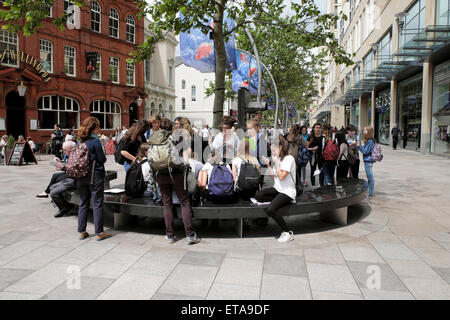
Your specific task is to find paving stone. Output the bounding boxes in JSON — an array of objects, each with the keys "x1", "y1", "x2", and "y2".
[
  {"x1": 366, "y1": 231, "x2": 402, "y2": 244},
  {"x1": 82, "y1": 252, "x2": 143, "y2": 279},
  {"x1": 55, "y1": 243, "x2": 117, "y2": 268},
  {"x1": 263, "y1": 254, "x2": 307, "y2": 277},
  {"x1": 0, "y1": 240, "x2": 48, "y2": 266},
  {"x1": 338, "y1": 242, "x2": 384, "y2": 263},
  {"x1": 410, "y1": 247, "x2": 450, "y2": 268},
  {"x1": 151, "y1": 293, "x2": 204, "y2": 300},
  {"x1": 0, "y1": 268, "x2": 34, "y2": 290},
  {"x1": 4, "y1": 246, "x2": 72, "y2": 270},
  {"x1": 157, "y1": 264, "x2": 218, "y2": 298},
  {"x1": 207, "y1": 283, "x2": 260, "y2": 300},
  {"x1": 0, "y1": 231, "x2": 35, "y2": 246},
  {"x1": 386, "y1": 259, "x2": 441, "y2": 279},
  {"x1": 225, "y1": 249, "x2": 265, "y2": 260},
  {"x1": 360, "y1": 288, "x2": 415, "y2": 300},
  {"x1": 306, "y1": 263, "x2": 361, "y2": 295},
  {"x1": 432, "y1": 267, "x2": 450, "y2": 285},
  {"x1": 42, "y1": 277, "x2": 114, "y2": 300},
  {"x1": 370, "y1": 241, "x2": 421, "y2": 261},
  {"x1": 346, "y1": 261, "x2": 407, "y2": 292},
  {"x1": 401, "y1": 277, "x2": 450, "y2": 300},
  {"x1": 180, "y1": 250, "x2": 224, "y2": 267},
  {"x1": 260, "y1": 274, "x2": 311, "y2": 300},
  {"x1": 0, "y1": 292, "x2": 43, "y2": 300},
  {"x1": 215, "y1": 258, "x2": 263, "y2": 287},
  {"x1": 128, "y1": 248, "x2": 187, "y2": 277},
  {"x1": 397, "y1": 235, "x2": 442, "y2": 249},
  {"x1": 303, "y1": 244, "x2": 346, "y2": 265},
  {"x1": 97, "y1": 273, "x2": 166, "y2": 300},
  {"x1": 312, "y1": 291, "x2": 363, "y2": 300}
]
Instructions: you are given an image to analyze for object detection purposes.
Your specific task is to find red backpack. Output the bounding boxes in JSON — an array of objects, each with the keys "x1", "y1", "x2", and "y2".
[
  {"x1": 323, "y1": 139, "x2": 340, "y2": 161},
  {"x1": 66, "y1": 143, "x2": 91, "y2": 179}
]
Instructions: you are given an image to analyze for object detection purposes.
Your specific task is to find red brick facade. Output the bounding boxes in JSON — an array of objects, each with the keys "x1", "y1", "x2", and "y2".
[{"x1": 0, "y1": 0, "x2": 146, "y2": 146}]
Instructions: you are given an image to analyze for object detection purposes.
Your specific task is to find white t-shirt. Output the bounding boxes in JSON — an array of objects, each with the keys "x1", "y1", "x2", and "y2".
[
  {"x1": 273, "y1": 155, "x2": 296, "y2": 200},
  {"x1": 201, "y1": 162, "x2": 232, "y2": 189},
  {"x1": 201, "y1": 128, "x2": 210, "y2": 139},
  {"x1": 212, "y1": 133, "x2": 239, "y2": 155}
]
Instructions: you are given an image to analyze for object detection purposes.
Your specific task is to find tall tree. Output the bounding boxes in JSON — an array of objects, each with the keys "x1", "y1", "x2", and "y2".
[{"x1": 1, "y1": 0, "x2": 352, "y2": 128}]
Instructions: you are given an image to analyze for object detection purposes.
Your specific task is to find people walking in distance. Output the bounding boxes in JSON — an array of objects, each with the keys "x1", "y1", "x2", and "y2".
[
  {"x1": 391, "y1": 124, "x2": 400, "y2": 150},
  {"x1": 120, "y1": 120, "x2": 150, "y2": 172},
  {"x1": 76, "y1": 117, "x2": 111, "y2": 241},
  {"x1": 322, "y1": 123, "x2": 338, "y2": 186},
  {"x1": 297, "y1": 125, "x2": 310, "y2": 187},
  {"x1": 346, "y1": 125, "x2": 360, "y2": 179},
  {"x1": 255, "y1": 135, "x2": 296, "y2": 243},
  {"x1": 307, "y1": 123, "x2": 325, "y2": 187},
  {"x1": 358, "y1": 126, "x2": 376, "y2": 197},
  {"x1": 336, "y1": 130, "x2": 349, "y2": 181},
  {"x1": 51, "y1": 124, "x2": 64, "y2": 159}
]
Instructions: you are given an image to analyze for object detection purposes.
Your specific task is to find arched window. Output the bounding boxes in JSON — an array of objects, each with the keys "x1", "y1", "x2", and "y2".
[
  {"x1": 38, "y1": 96, "x2": 79, "y2": 129},
  {"x1": 90, "y1": 100, "x2": 121, "y2": 129},
  {"x1": 126, "y1": 15, "x2": 135, "y2": 43},
  {"x1": 150, "y1": 102, "x2": 155, "y2": 115},
  {"x1": 181, "y1": 98, "x2": 186, "y2": 110},
  {"x1": 91, "y1": 1, "x2": 101, "y2": 32},
  {"x1": 181, "y1": 80, "x2": 186, "y2": 89},
  {"x1": 109, "y1": 8, "x2": 119, "y2": 38},
  {"x1": 158, "y1": 104, "x2": 163, "y2": 116},
  {"x1": 191, "y1": 85, "x2": 196, "y2": 102},
  {"x1": 169, "y1": 105, "x2": 173, "y2": 120}
]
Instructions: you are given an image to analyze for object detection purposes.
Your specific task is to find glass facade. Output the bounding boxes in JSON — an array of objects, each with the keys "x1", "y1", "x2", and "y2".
[
  {"x1": 398, "y1": 74, "x2": 423, "y2": 150},
  {"x1": 375, "y1": 89, "x2": 391, "y2": 145},
  {"x1": 351, "y1": 101, "x2": 359, "y2": 128},
  {"x1": 431, "y1": 61, "x2": 450, "y2": 155}
]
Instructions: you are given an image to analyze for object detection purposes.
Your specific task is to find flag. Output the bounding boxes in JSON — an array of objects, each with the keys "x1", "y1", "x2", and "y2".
[{"x1": 232, "y1": 49, "x2": 260, "y2": 94}]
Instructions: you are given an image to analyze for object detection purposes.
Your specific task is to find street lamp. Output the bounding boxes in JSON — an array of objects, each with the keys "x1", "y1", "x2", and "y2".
[
  {"x1": 395, "y1": 12, "x2": 407, "y2": 29},
  {"x1": 136, "y1": 96, "x2": 143, "y2": 107},
  {"x1": 17, "y1": 81, "x2": 26, "y2": 97}
]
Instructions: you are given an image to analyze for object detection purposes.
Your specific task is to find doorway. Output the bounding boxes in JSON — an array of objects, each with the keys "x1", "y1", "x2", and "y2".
[
  {"x1": 129, "y1": 103, "x2": 138, "y2": 126},
  {"x1": 6, "y1": 91, "x2": 26, "y2": 140}
]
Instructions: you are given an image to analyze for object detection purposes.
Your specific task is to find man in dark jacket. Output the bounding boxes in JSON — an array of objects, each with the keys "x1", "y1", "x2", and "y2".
[
  {"x1": 51, "y1": 124, "x2": 64, "y2": 159},
  {"x1": 391, "y1": 124, "x2": 400, "y2": 150}
]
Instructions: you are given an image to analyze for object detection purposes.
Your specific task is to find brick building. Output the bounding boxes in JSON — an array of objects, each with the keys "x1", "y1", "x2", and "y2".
[{"x1": 0, "y1": 0, "x2": 146, "y2": 146}]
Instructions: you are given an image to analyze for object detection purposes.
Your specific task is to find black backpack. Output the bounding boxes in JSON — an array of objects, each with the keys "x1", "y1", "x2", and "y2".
[
  {"x1": 125, "y1": 160, "x2": 148, "y2": 197},
  {"x1": 114, "y1": 137, "x2": 126, "y2": 165},
  {"x1": 236, "y1": 160, "x2": 260, "y2": 196}
]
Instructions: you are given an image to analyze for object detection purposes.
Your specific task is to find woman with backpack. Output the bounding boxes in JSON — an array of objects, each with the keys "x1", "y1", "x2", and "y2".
[
  {"x1": 76, "y1": 117, "x2": 111, "y2": 241},
  {"x1": 232, "y1": 139, "x2": 261, "y2": 199},
  {"x1": 298, "y1": 125, "x2": 309, "y2": 187},
  {"x1": 346, "y1": 125, "x2": 360, "y2": 179},
  {"x1": 358, "y1": 126, "x2": 376, "y2": 197},
  {"x1": 150, "y1": 118, "x2": 200, "y2": 244},
  {"x1": 322, "y1": 123, "x2": 338, "y2": 186},
  {"x1": 336, "y1": 130, "x2": 349, "y2": 181},
  {"x1": 255, "y1": 135, "x2": 296, "y2": 243},
  {"x1": 120, "y1": 120, "x2": 150, "y2": 172},
  {"x1": 307, "y1": 123, "x2": 325, "y2": 187}
]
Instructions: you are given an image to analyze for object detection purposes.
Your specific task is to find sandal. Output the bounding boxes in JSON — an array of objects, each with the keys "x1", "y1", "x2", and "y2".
[{"x1": 36, "y1": 193, "x2": 49, "y2": 198}]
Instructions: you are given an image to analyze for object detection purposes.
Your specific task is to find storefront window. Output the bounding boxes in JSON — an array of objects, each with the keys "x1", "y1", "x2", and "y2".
[
  {"x1": 375, "y1": 89, "x2": 391, "y2": 145},
  {"x1": 38, "y1": 96, "x2": 79, "y2": 129},
  {"x1": 351, "y1": 102, "x2": 359, "y2": 128},
  {"x1": 431, "y1": 61, "x2": 450, "y2": 155},
  {"x1": 90, "y1": 100, "x2": 121, "y2": 129},
  {"x1": 398, "y1": 74, "x2": 423, "y2": 150}
]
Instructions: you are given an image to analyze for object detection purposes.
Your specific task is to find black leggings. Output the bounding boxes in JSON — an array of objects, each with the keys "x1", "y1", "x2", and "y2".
[{"x1": 255, "y1": 187, "x2": 291, "y2": 232}]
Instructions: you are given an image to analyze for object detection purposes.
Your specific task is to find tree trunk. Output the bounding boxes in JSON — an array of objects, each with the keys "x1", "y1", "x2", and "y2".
[{"x1": 212, "y1": 0, "x2": 227, "y2": 129}]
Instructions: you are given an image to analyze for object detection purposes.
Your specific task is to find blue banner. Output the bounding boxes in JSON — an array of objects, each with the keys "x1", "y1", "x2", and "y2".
[
  {"x1": 180, "y1": 13, "x2": 237, "y2": 73},
  {"x1": 287, "y1": 101, "x2": 297, "y2": 119},
  {"x1": 232, "y1": 49, "x2": 260, "y2": 94}
]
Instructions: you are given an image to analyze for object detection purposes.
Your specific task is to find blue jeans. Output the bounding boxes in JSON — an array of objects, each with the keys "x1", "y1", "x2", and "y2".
[
  {"x1": 364, "y1": 161, "x2": 374, "y2": 196},
  {"x1": 323, "y1": 161, "x2": 336, "y2": 186},
  {"x1": 124, "y1": 161, "x2": 130, "y2": 172}
]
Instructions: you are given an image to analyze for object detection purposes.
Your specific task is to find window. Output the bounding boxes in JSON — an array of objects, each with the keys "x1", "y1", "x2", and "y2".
[
  {"x1": 109, "y1": 57, "x2": 119, "y2": 83},
  {"x1": 91, "y1": 1, "x2": 101, "y2": 32},
  {"x1": 400, "y1": 0, "x2": 426, "y2": 47},
  {"x1": 92, "y1": 53, "x2": 101, "y2": 81},
  {"x1": 354, "y1": 66, "x2": 360, "y2": 83},
  {"x1": 191, "y1": 85, "x2": 196, "y2": 102},
  {"x1": 46, "y1": 4, "x2": 52, "y2": 17},
  {"x1": 90, "y1": 100, "x2": 121, "y2": 129},
  {"x1": 40, "y1": 39, "x2": 53, "y2": 73},
  {"x1": 363, "y1": 52, "x2": 373, "y2": 76},
  {"x1": 181, "y1": 80, "x2": 186, "y2": 89},
  {"x1": 64, "y1": 0, "x2": 75, "y2": 25},
  {"x1": 437, "y1": 0, "x2": 450, "y2": 25},
  {"x1": 144, "y1": 59, "x2": 151, "y2": 82},
  {"x1": 38, "y1": 96, "x2": 79, "y2": 129},
  {"x1": 109, "y1": 8, "x2": 119, "y2": 38},
  {"x1": 126, "y1": 62, "x2": 135, "y2": 86},
  {"x1": 126, "y1": 15, "x2": 135, "y2": 43},
  {"x1": 168, "y1": 65, "x2": 173, "y2": 85},
  {"x1": 64, "y1": 46, "x2": 76, "y2": 76},
  {"x1": 0, "y1": 31, "x2": 18, "y2": 67},
  {"x1": 377, "y1": 30, "x2": 392, "y2": 66},
  {"x1": 182, "y1": 98, "x2": 186, "y2": 110}
]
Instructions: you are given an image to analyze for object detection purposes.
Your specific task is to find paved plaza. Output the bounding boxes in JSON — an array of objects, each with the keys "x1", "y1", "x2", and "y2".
[{"x1": 0, "y1": 148, "x2": 449, "y2": 300}]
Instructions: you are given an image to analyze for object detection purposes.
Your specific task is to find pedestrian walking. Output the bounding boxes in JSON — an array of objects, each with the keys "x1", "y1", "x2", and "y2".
[
  {"x1": 307, "y1": 123, "x2": 325, "y2": 187},
  {"x1": 358, "y1": 126, "x2": 376, "y2": 197},
  {"x1": 391, "y1": 124, "x2": 400, "y2": 150}
]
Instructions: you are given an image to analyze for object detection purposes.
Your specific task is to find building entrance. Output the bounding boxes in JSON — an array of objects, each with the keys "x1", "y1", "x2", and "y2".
[
  {"x1": 129, "y1": 103, "x2": 138, "y2": 126},
  {"x1": 5, "y1": 91, "x2": 25, "y2": 140}
]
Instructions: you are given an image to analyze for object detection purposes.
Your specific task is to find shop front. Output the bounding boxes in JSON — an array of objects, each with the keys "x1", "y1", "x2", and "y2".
[
  {"x1": 375, "y1": 88, "x2": 391, "y2": 145},
  {"x1": 351, "y1": 101, "x2": 359, "y2": 128},
  {"x1": 398, "y1": 74, "x2": 423, "y2": 150},
  {"x1": 431, "y1": 60, "x2": 450, "y2": 156}
]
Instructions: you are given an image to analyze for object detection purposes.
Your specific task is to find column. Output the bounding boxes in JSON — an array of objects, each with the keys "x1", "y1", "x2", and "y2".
[
  {"x1": 358, "y1": 95, "x2": 369, "y2": 131},
  {"x1": 371, "y1": 90, "x2": 376, "y2": 128},
  {"x1": 389, "y1": 79, "x2": 398, "y2": 148},
  {"x1": 421, "y1": 61, "x2": 433, "y2": 154}
]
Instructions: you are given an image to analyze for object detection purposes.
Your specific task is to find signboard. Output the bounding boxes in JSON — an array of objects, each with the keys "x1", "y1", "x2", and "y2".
[
  {"x1": 86, "y1": 52, "x2": 98, "y2": 73},
  {"x1": 7, "y1": 142, "x2": 37, "y2": 166},
  {"x1": 0, "y1": 50, "x2": 51, "y2": 83}
]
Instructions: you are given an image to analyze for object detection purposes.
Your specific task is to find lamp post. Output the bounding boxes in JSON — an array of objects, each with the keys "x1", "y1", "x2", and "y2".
[{"x1": 17, "y1": 81, "x2": 26, "y2": 97}]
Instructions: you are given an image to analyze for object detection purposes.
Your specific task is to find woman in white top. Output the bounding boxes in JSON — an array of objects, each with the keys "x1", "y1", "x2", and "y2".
[
  {"x1": 232, "y1": 139, "x2": 260, "y2": 197},
  {"x1": 255, "y1": 135, "x2": 296, "y2": 243},
  {"x1": 197, "y1": 144, "x2": 233, "y2": 191}
]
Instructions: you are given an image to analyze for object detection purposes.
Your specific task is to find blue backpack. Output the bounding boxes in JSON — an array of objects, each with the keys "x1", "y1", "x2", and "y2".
[
  {"x1": 208, "y1": 164, "x2": 234, "y2": 198},
  {"x1": 297, "y1": 145, "x2": 310, "y2": 166}
]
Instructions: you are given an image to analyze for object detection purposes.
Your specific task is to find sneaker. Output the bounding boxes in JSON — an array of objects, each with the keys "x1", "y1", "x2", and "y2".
[
  {"x1": 278, "y1": 231, "x2": 294, "y2": 243},
  {"x1": 96, "y1": 232, "x2": 112, "y2": 241},
  {"x1": 79, "y1": 232, "x2": 89, "y2": 240},
  {"x1": 165, "y1": 235, "x2": 176, "y2": 244},
  {"x1": 186, "y1": 232, "x2": 201, "y2": 244}
]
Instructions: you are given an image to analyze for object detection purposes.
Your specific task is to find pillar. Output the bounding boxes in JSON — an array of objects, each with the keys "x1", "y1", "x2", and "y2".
[
  {"x1": 371, "y1": 90, "x2": 376, "y2": 128},
  {"x1": 420, "y1": 61, "x2": 433, "y2": 154},
  {"x1": 358, "y1": 95, "x2": 369, "y2": 131},
  {"x1": 389, "y1": 79, "x2": 398, "y2": 148}
]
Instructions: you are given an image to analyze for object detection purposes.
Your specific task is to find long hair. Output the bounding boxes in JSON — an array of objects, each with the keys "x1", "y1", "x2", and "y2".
[
  {"x1": 180, "y1": 117, "x2": 194, "y2": 137},
  {"x1": 322, "y1": 123, "x2": 332, "y2": 140},
  {"x1": 135, "y1": 143, "x2": 150, "y2": 163},
  {"x1": 237, "y1": 138, "x2": 259, "y2": 167},
  {"x1": 289, "y1": 124, "x2": 301, "y2": 140},
  {"x1": 277, "y1": 135, "x2": 289, "y2": 161},
  {"x1": 336, "y1": 130, "x2": 347, "y2": 147},
  {"x1": 78, "y1": 117, "x2": 100, "y2": 140},
  {"x1": 160, "y1": 118, "x2": 172, "y2": 131},
  {"x1": 363, "y1": 126, "x2": 375, "y2": 143},
  {"x1": 124, "y1": 120, "x2": 150, "y2": 142}
]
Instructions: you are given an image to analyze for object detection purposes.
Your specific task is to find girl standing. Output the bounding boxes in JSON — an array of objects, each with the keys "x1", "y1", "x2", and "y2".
[{"x1": 358, "y1": 126, "x2": 376, "y2": 197}]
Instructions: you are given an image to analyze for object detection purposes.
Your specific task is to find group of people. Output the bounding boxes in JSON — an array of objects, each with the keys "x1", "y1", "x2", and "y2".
[{"x1": 38, "y1": 112, "x2": 379, "y2": 244}]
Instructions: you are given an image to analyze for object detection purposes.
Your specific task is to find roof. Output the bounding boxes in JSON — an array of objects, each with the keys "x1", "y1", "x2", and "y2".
[{"x1": 175, "y1": 56, "x2": 184, "y2": 68}]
